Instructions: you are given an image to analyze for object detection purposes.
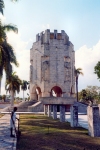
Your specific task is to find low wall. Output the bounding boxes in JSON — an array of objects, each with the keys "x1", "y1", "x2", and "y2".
[{"x1": 75, "y1": 102, "x2": 88, "y2": 114}]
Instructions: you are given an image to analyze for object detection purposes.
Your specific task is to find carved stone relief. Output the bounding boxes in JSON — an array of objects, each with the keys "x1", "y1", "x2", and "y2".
[
  {"x1": 30, "y1": 65, "x2": 33, "y2": 82},
  {"x1": 41, "y1": 56, "x2": 49, "y2": 81},
  {"x1": 64, "y1": 56, "x2": 71, "y2": 81}
]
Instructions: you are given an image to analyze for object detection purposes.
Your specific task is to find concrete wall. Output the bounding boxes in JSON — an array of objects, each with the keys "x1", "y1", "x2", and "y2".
[{"x1": 75, "y1": 102, "x2": 87, "y2": 114}]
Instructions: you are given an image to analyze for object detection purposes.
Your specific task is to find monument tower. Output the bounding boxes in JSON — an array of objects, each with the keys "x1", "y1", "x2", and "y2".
[{"x1": 30, "y1": 29, "x2": 75, "y2": 100}]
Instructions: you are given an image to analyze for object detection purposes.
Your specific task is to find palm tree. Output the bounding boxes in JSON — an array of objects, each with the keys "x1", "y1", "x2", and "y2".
[
  {"x1": 75, "y1": 68, "x2": 83, "y2": 102},
  {"x1": 0, "y1": 20, "x2": 18, "y2": 43},
  {"x1": 0, "y1": 41, "x2": 19, "y2": 93},
  {"x1": 0, "y1": 20, "x2": 18, "y2": 93},
  {"x1": 5, "y1": 72, "x2": 22, "y2": 106},
  {"x1": 0, "y1": 0, "x2": 4, "y2": 15},
  {"x1": 21, "y1": 80, "x2": 28, "y2": 101},
  {"x1": 0, "y1": 0, "x2": 18, "y2": 15}
]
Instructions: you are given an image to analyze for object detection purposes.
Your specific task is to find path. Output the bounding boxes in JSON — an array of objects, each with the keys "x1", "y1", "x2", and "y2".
[{"x1": 0, "y1": 114, "x2": 18, "y2": 150}]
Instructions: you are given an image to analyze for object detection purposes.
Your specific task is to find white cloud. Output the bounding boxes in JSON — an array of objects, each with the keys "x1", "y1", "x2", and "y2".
[{"x1": 75, "y1": 41, "x2": 100, "y2": 91}]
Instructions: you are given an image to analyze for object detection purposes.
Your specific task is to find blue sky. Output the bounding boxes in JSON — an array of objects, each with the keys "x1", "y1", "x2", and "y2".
[
  {"x1": 4, "y1": 0, "x2": 100, "y2": 50},
  {"x1": 1, "y1": 0, "x2": 100, "y2": 97}
]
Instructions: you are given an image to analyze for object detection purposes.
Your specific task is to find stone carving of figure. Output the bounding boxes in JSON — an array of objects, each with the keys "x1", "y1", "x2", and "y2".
[
  {"x1": 64, "y1": 62, "x2": 70, "y2": 68},
  {"x1": 42, "y1": 61, "x2": 49, "y2": 81},
  {"x1": 43, "y1": 61, "x2": 49, "y2": 70}
]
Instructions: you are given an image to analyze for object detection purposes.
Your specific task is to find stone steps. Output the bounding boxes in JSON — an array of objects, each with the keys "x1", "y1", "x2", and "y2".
[
  {"x1": 17, "y1": 100, "x2": 37, "y2": 112},
  {"x1": 1, "y1": 100, "x2": 37, "y2": 112},
  {"x1": 28, "y1": 101, "x2": 44, "y2": 112}
]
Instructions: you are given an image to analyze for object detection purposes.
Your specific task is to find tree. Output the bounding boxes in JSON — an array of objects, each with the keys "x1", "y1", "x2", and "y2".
[
  {"x1": 75, "y1": 68, "x2": 83, "y2": 101},
  {"x1": 0, "y1": 20, "x2": 18, "y2": 93},
  {"x1": 79, "y1": 89, "x2": 87, "y2": 100},
  {"x1": 2, "y1": 94, "x2": 6, "y2": 102},
  {"x1": 0, "y1": 0, "x2": 4, "y2": 15},
  {"x1": 5, "y1": 72, "x2": 22, "y2": 106},
  {"x1": 0, "y1": 0, "x2": 18, "y2": 15},
  {"x1": 79, "y1": 86, "x2": 100, "y2": 105},
  {"x1": 21, "y1": 80, "x2": 28, "y2": 101},
  {"x1": 0, "y1": 20, "x2": 18, "y2": 44},
  {"x1": 94, "y1": 61, "x2": 100, "y2": 80}
]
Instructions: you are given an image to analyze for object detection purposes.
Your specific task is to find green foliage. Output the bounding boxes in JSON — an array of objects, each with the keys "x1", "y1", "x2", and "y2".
[
  {"x1": 0, "y1": 0, "x2": 4, "y2": 15},
  {"x1": 0, "y1": 1, "x2": 18, "y2": 80},
  {"x1": 0, "y1": 41, "x2": 19, "y2": 79},
  {"x1": 5, "y1": 72, "x2": 22, "y2": 93},
  {"x1": 75, "y1": 67, "x2": 84, "y2": 77},
  {"x1": 79, "y1": 86, "x2": 100, "y2": 104},
  {"x1": 21, "y1": 80, "x2": 29, "y2": 91},
  {"x1": 94, "y1": 61, "x2": 100, "y2": 80}
]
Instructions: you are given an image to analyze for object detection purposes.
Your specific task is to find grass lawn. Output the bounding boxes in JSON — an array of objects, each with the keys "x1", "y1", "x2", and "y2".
[{"x1": 17, "y1": 114, "x2": 100, "y2": 150}]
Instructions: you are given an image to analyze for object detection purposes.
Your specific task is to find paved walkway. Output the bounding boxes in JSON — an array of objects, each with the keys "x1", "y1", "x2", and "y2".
[{"x1": 0, "y1": 114, "x2": 18, "y2": 150}]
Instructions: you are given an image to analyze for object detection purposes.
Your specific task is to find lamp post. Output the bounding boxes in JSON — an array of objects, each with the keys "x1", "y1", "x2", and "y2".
[{"x1": 76, "y1": 72, "x2": 79, "y2": 102}]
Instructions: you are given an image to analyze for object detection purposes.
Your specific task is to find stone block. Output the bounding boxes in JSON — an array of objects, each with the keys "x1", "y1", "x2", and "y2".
[
  {"x1": 87, "y1": 106, "x2": 100, "y2": 137},
  {"x1": 60, "y1": 105, "x2": 65, "y2": 122},
  {"x1": 70, "y1": 105, "x2": 78, "y2": 127}
]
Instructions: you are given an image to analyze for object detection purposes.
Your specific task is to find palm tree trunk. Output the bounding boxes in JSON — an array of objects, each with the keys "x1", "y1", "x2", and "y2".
[
  {"x1": 23, "y1": 90, "x2": 25, "y2": 101},
  {"x1": 0, "y1": 80, "x2": 1, "y2": 94},
  {"x1": 10, "y1": 90, "x2": 14, "y2": 107}
]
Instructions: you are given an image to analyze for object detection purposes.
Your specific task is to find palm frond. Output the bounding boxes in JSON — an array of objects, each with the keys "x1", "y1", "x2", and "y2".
[
  {"x1": 5, "y1": 72, "x2": 22, "y2": 93},
  {"x1": 75, "y1": 67, "x2": 84, "y2": 76},
  {"x1": 3, "y1": 24, "x2": 18, "y2": 33},
  {"x1": 0, "y1": 0, "x2": 4, "y2": 15}
]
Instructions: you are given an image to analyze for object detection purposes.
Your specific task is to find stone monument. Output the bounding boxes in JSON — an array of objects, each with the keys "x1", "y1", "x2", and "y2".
[{"x1": 29, "y1": 29, "x2": 78, "y2": 127}]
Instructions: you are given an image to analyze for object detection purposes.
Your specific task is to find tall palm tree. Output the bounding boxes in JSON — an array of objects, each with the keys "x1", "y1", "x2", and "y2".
[
  {"x1": 0, "y1": 20, "x2": 18, "y2": 93},
  {"x1": 5, "y1": 72, "x2": 22, "y2": 106},
  {"x1": 21, "y1": 80, "x2": 28, "y2": 101},
  {"x1": 75, "y1": 68, "x2": 83, "y2": 102}
]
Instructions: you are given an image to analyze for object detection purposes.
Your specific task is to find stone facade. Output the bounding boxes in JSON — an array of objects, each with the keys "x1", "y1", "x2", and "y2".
[{"x1": 30, "y1": 29, "x2": 75, "y2": 99}]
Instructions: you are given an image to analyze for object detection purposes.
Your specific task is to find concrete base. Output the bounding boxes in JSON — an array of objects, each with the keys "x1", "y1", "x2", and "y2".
[
  {"x1": 87, "y1": 106, "x2": 100, "y2": 137},
  {"x1": 53, "y1": 105, "x2": 57, "y2": 119},
  {"x1": 60, "y1": 105, "x2": 65, "y2": 122},
  {"x1": 48, "y1": 105, "x2": 51, "y2": 117},
  {"x1": 44, "y1": 105, "x2": 48, "y2": 115},
  {"x1": 70, "y1": 105, "x2": 78, "y2": 127}
]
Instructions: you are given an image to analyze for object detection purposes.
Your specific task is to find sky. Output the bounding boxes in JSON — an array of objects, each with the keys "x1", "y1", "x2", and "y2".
[{"x1": 1, "y1": 0, "x2": 100, "y2": 98}]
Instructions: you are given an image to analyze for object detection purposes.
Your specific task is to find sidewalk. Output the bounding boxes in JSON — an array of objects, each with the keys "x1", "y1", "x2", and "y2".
[{"x1": 0, "y1": 114, "x2": 18, "y2": 150}]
